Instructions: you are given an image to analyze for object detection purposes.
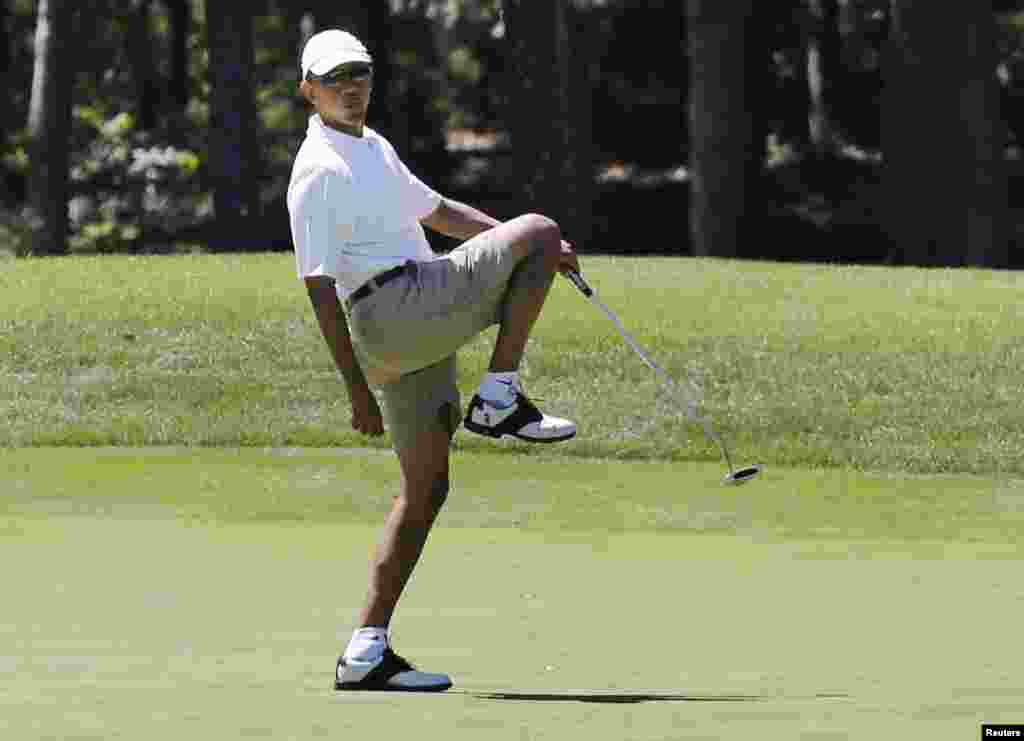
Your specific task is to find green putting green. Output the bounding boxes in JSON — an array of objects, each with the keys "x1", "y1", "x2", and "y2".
[{"x1": 2, "y1": 448, "x2": 1021, "y2": 740}]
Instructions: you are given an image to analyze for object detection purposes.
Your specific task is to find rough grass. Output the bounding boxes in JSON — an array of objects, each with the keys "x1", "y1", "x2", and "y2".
[{"x1": 3, "y1": 254, "x2": 1024, "y2": 474}]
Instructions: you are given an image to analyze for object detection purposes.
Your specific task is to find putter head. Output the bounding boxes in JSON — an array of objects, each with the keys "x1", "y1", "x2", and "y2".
[{"x1": 723, "y1": 465, "x2": 762, "y2": 486}]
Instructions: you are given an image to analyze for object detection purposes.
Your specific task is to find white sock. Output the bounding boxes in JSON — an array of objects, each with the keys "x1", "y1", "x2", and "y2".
[
  {"x1": 479, "y1": 371, "x2": 519, "y2": 407},
  {"x1": 344, "y1": 626, "x2": 388, "y2": 662}
]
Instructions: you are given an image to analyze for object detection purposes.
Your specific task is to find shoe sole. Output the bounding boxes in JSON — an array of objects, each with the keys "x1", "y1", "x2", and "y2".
[
  {"x1": 334, "y1": 680, "x2": 453, "y2": 692},
  {"x1": 464, "y1": 421, "x2": 576, "y2": 444}
]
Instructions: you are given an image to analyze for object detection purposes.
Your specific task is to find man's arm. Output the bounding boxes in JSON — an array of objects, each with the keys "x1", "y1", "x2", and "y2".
[
  {"x1": 304, "y1": 276, "x2": 383, "y2": 436},
  {"x1": 422, "y1": 197, "x2": 580, "y2": 275},
  {"x1": 421, "y1": 198, "x2": 501, "y2": 241}
]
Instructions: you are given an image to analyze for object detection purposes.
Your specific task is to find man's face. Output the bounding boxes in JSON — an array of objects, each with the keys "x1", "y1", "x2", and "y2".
[{"x1": 308, "y1": 63, "x2": 374, "y2": 134}]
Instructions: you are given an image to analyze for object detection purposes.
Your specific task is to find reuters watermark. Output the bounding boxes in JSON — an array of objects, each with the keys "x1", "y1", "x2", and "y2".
[{"x1": 983, "y1": 726, "x2": 1024, "y2": 739}]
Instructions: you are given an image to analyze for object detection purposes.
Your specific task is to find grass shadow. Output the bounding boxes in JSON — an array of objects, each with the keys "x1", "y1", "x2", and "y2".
[{"x1": 465, "y1": 691, "x2": 765, "y2": 704}]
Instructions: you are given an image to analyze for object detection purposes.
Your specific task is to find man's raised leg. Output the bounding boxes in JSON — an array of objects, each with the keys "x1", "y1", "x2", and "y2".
[
  {"x1": 485, "y1": 213, "x2": 564, "y2": 373},
  {"x1": 463, "y1": 213, "x2": 576, "y2": 443}
]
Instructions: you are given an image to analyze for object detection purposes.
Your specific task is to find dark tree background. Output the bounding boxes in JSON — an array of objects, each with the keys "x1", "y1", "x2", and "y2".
[
  {"x1": 504, "y1": 0, "x2": 594, "y2": 246},
  {"x1": 205, "y1": 5, "x2": 260, "y2": 253},
  {"x1": 4, "y1": 0, "x2": 1024, "y2": 267},
  {"x1": 884, "y1": 0, "x2": 1008, "y2": 267},
  {"x1": 687, "y1": 0, "x2": 760, "y2": 259},
  {"x1": 24, "y1": 0, "x2": 73, "y2": 256}
]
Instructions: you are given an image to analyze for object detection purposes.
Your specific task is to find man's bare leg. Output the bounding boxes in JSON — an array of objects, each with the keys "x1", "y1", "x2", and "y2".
[
  {"x1": 356, "y1": 414, "x2": 452, "y2": 629},
  {"x1": 460, "y1": 213, "x2": 575, "y2": 443},
  {"x1": 486, "y1": 214, "x2": 563, "y2": 373},
  {"x1": 336, "y1": 407, "x2": 454, "y2": 692}
]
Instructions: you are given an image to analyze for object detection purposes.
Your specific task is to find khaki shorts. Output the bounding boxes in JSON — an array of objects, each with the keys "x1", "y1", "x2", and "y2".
[{"x1": 347, "y1": 228, "x2": 544, "y2": 456}]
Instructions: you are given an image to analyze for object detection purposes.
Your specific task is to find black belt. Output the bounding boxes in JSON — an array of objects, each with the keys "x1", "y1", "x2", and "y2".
[{"x1": 348, "y1": 263, "x2": 412, "y2": 307}]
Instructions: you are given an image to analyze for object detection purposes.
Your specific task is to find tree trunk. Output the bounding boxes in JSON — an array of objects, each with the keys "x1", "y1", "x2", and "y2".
[
  {"x1": 205, "y1": 6, "x2": 260, "y2": 252},
  {"x1": 505, "y1": 0, "x2": 589, "y2": 242},
  {"x1": 25, "y1": 0, "x2": 73, "y2": 256},
  {"x1": 963, "y1": 9, "x2": 1008, "y2": 268},
  {"x1": 127, "y1": 0, "x2": 159, "y2": 130},
  {"x1": 565, "y1": 2, "x2": 596, "y2": 249},
  {"x1": 688, "y1": 0, "x2": 759, "y2": 258},
  {"x1": 168, "y1": 0, "x2": 190, "y2": 112},
  {"x1": 363, "y1": 1, "x2": 396, "y2": 149},
  {"x1": 1, "y1": 0, "x2": 9, "y2": 132},
  {"x1": 883, "y1": 0, "x2": 1007, "y2": 267},
  {"x1": 807, "y1": 0, "x2": 841, "y2": 158}
]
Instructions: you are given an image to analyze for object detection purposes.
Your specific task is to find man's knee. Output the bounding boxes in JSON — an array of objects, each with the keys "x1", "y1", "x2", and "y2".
[
  {"x1": 514, "y1": 213, "x2": 562, "y2": 269},
  {"x1": 519, "y1": 213, "x2": 561, "y2": 243},
  {"x1": 399, "y1": 473, "x2": 448, "y2": 522}
]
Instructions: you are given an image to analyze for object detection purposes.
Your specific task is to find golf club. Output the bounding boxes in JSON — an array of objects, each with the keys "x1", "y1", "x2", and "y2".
[{"x1": 564, "y1": 268, "x2": 761, "y2": 486}]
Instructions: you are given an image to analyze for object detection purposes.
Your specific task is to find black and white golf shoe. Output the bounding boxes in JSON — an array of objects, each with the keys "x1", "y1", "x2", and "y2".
[
  {"x1": 463, "y1": 390, "x2": 576, "y2": 443},
  {"x1": 334, "y1": 648, "x2": 453, "y2": 692}
]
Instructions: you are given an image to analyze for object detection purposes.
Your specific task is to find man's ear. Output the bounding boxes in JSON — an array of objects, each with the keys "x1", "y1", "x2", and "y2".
[{"x1": 299, "y1": 79, "x2": 316, "y2": 106}]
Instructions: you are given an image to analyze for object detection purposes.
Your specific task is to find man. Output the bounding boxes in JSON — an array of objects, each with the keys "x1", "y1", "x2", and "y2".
[{"x1": 288, "y1": 29, "x2": 580, "y2": 693}]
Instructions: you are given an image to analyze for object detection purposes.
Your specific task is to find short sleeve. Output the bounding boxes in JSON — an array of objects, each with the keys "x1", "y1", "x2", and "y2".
[
  {"x1": 399, "y1": 160, "x2": 443, "y2": 221},
  {"x1": 380, "y1": 137, "x2": 442, "y2": 221},
  {"x1": 288, "y1": 168, "x2": 336, "y2": 280}
]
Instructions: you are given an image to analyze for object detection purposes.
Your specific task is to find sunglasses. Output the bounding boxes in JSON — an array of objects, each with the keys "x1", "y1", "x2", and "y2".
[{"x1": 308, "y1": 63, "x2": 374, "y2": 86}]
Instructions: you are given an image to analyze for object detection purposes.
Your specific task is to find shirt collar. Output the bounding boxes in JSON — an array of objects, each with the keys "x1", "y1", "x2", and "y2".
[{"x1": 308, "y1": 114, "x2": 370, "y2": 151}]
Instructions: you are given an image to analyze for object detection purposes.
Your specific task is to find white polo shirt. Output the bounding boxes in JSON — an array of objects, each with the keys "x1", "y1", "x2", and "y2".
[{"x1": 287, "y1": 115, "x2": 443, "y2": 299}]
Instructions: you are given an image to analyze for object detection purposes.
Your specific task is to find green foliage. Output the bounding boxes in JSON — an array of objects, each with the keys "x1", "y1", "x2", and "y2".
[
  {"x1": 999, "y1": 10, "x2": 1024, "y2": 32},
  {"x1": 0, "y1": 210, "x2": 33, "y2": 258},
  {"x1": 71, "y1": 221, "x2": 140, "y2": 253},
  {"x1": 1, "y1": 145, "x2": 28, "y2": 176},
  {"x1": 449, "y1": 46, "x2": 483, "y2": 85},
  {"x1": 73, "y1": 105, "x2": 107, "y2": 132},
  {"x1": 259, "y1": 100, "x2": 296, "y2": 133},
  {"x1": 174, "y1": 150, "x2": 200, "y2": 175},
  {"x1": 65, "y1": 108, "x2": 206, "y2": 253}
]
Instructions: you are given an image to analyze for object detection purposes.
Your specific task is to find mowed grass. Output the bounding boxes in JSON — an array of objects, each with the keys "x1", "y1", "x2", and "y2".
[
  {"x1": 3, "y1": 254, "x2": 1024, "y2": 738},
  {"x1": 2, "y1": 448, "x2": 1023, "y2": 741},
  {"x1": 3, "y1": 254, "x2": 1024, "y2": 473}
]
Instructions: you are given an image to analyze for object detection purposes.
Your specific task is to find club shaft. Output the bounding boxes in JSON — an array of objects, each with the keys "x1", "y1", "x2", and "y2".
[
  {"x1": 568, "y1": 271, "x2": 737, "y2": 474},
  {"x1": 590, "y1": 292, "x2": 736, "y2": 473},
  {"x1": 587, "y1": 295, "x2": 683, "y2": 400}
]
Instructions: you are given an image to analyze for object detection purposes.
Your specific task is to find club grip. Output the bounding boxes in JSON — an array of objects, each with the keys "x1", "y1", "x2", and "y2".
[{"x1": 564, "y1": 269, "x2": 593, "y2": 297}]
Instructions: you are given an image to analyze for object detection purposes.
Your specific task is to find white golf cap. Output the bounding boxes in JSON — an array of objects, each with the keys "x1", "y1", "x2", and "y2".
[{"x1": 301, "y1": 29, "x2": 372, "y2": 79}]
